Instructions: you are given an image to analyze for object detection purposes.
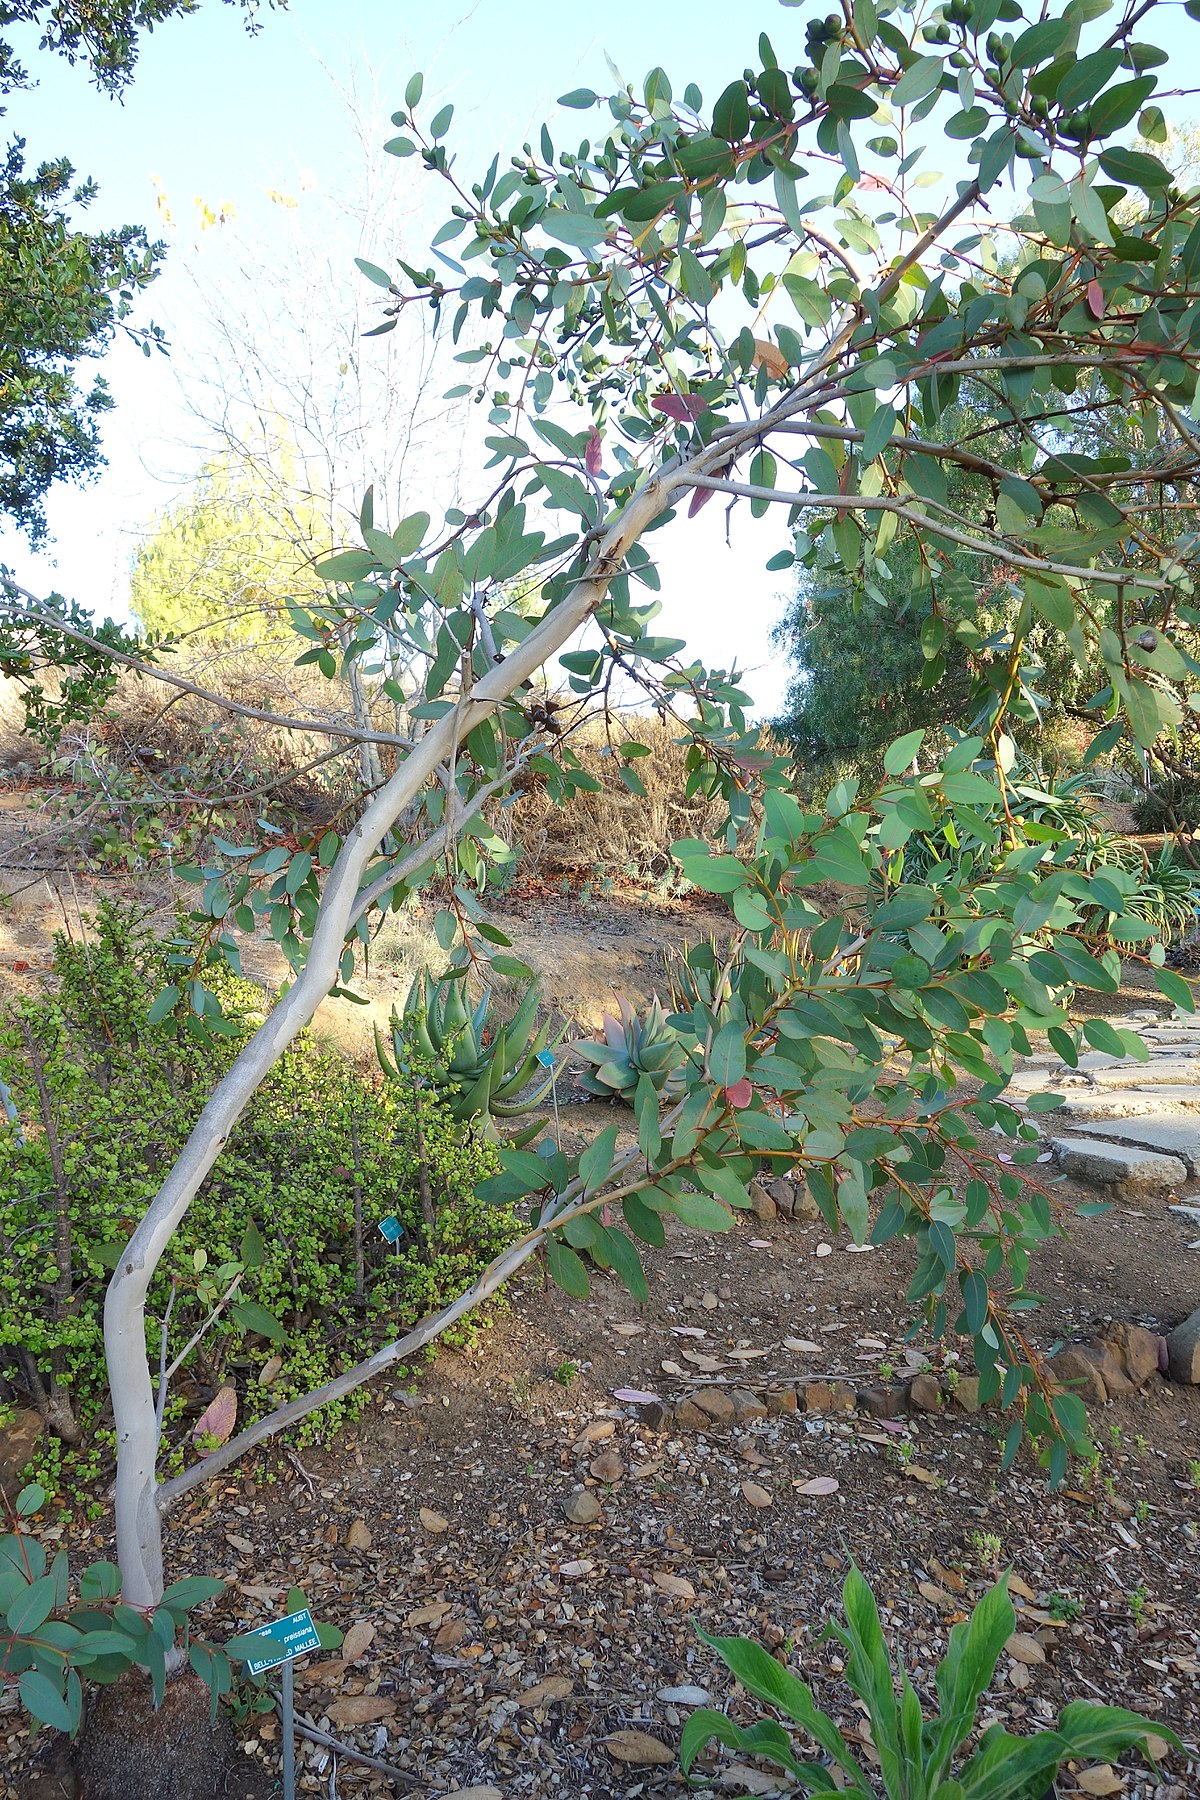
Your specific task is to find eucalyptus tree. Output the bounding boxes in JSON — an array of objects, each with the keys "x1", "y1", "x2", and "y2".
[{"x1": 6, "y1": 0, "x2": 1200, "y2": 1649}]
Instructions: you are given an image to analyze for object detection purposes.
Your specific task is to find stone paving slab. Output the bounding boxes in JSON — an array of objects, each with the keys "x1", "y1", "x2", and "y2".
[
  {"x1": 1049, "y1": 1135, "x2": 1187, "y2": 1195},
  {"x1": 1081, "y1": 1056, "x2": 1200, "y2": 1088},
  {"x1": 1060, "y1": 1113, "x2": 1200, "y2": 1177},
  {"x1": 1055, "y1": 1089, "x2": 1200, "y2": 1123}
]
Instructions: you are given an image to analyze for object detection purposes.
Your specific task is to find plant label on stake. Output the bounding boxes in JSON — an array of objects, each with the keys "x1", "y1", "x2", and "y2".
[
  {"x1": 378, "y1": 1215, "x2": 403, "y2": 1244},
  {"x1": 237, "y1": 1606, "x2": 322, "y2": 1676},
  {"x1": 232, "y1": 1607, "x2": 322, "y2": 1800}
]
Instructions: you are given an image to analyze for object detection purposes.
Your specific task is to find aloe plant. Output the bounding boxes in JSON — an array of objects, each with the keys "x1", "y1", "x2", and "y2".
[
  {"x1": 378, "y1": 973, "x2": 565, "y2": 1137},
  {"x1": 574, "y1": 995, "x2": 686, "y2": 1100},
  {"x1": 666, "y1": 936, "x2": 739, "y2": 1024}
]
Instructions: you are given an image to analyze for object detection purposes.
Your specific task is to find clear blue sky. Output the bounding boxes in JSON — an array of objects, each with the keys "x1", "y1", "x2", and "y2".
[{"x1": 3, "y1": 0, "x2": 806, "y2": 710}]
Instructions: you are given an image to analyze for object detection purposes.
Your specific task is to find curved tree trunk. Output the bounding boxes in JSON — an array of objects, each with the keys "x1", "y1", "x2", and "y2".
[{"x1": 103, "y1": 470, "x2": 676, "y2": 1607}]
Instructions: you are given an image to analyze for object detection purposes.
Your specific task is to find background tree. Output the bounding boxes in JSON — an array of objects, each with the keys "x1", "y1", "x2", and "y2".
[
  {"x1": 0, "y1": 0, "x2": 282, "y2": 544},
  {"x1": 771, "y1": 397, "x2": 1099, "y2": 778},
  {"x1": 129, "y1": 438, "x2": 334, "y2": 643}
]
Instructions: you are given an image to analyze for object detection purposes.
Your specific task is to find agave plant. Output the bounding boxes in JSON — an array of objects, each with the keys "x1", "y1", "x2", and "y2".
[
  {"x1": 665, "y1": 935, "x2": 739, "y2": 1024},
  {"x1": 377, "y1": 972, "x2": 565, "y2": 1136},
  {"x1": 574, "y1": 995, "x2": 686, "y2": 1101}
]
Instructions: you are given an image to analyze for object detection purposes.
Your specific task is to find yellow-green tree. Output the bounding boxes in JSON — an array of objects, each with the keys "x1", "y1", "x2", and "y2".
[{"x1": 129, "y1": 443, "x2": 335, "y2": 643}]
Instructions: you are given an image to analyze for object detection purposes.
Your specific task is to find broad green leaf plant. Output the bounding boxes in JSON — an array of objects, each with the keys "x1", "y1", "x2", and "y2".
[
  {"x1": 2, "y1": 0, "x2": 1200, "y2": 1724},
  {"x1": 0, "y1": 1482, "x2": 341, "y2": 1737},
  {"x1": 681, "y1": 1562, "x2": 1181, "y2": 1797}
]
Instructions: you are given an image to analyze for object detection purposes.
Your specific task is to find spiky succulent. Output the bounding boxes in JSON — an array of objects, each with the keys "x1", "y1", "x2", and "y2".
[
  {"x1": 666, "y1": 936, "x2": 739, "y2": 1023},
  {"x1": 574, "y1": 995, "x2": 686, "y2": 1101},
  {"x1": 378, "y1": 973, "x2": 565, "y2": 1136}
]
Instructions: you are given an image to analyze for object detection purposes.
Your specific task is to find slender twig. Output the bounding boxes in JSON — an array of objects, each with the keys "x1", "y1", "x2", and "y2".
[
  {"x1": 265, "y1": 1698, "x2": 421, "y2": 1788},
  {"x1": 161, "y1": 1272, "x2": 244, "y2": 1386},
  {"x1": 154, "y1": 1280, "x2": 178, "y2": 1438}
]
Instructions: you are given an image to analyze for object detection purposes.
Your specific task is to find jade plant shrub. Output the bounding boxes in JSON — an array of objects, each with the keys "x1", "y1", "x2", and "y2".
[
  {"x1": 0, "y1": 901, "x2": 507, "y2": 1498},
  {"x1": 0, "y1": 1480, "x2": 342, "y2": 1735},
  {"x1": 681, "y1": 1562, "x2": 1179, "y2": 1797}
]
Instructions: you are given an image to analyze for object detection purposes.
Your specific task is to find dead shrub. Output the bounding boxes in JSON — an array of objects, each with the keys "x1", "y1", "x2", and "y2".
[{"x1": 498, "y1": 715, "x2": 762, "y2": 881}]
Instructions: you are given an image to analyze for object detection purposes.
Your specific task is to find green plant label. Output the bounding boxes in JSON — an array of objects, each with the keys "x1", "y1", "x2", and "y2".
[{"x1": 239, "y1": 1608, "x2": 322, "y2": 1675}]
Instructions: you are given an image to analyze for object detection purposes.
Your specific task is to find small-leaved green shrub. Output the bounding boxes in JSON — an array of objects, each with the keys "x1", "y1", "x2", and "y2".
[
  {"x1": 0, "y1": 902, "x2": 513, "y2": 1501},
  {"x1": 682, "y1": 1564, "x2": 1178, "y2": 1798}
]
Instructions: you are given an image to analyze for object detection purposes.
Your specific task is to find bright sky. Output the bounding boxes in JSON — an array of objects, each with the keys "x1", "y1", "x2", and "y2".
[{"x1": 1, "y1": 0, "x2": 805, "y2": 714}]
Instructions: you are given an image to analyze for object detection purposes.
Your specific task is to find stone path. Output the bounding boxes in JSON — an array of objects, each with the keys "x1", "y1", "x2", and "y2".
[{"x1": 1007, "y1": 1008, "x2": 1200, "y2": 1232}]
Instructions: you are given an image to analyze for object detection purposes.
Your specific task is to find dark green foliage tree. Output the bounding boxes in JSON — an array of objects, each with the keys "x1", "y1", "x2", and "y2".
[
  {"x1": 0, "y1": 1, "x2": 280, "y2": 543},
  {"x1": 773, "y1": 401, "x2": 1095, "y2": 776}
]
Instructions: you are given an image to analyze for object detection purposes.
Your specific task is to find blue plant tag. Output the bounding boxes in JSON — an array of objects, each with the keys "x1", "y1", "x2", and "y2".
[
  {"x1": 378, "y1": 1215, "x2": 403, "y2": 1243},
  {"x1": 535, "y1": 1049, "x2": 556, "y2": 1069}
]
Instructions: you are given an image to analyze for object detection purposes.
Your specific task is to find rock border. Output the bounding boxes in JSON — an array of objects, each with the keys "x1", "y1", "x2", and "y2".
[{"x1": 635, "y1": 1321, "x2": 1186, "y2": 1435}]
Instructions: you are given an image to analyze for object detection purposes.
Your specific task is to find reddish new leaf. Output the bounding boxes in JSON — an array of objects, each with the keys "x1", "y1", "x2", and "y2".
[
  {"x1": 651, "y1": 392, "x2": 708, "y2": 422},
  {"x1": 1086, "y1": 278, "x2": 1105, "y2": 319},
  {"x1": 725, "y1": 1077, "x2": 753, "y2": 1108},
  {"x1": 585, "y1": 426, "x2": 603, "y2": 475},
  {"x1": 193, "y1": 1384, "x2": 237, "y2": 1454},
  {"x1": 688, "y1": 484, "x2": 716, "y2": 517}
]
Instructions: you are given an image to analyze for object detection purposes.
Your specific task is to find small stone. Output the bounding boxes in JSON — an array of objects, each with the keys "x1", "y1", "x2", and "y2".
[
  {"x1": 692, "y1": 1388, "x2": 736, "y2": 1425},
  {"x1": 765, "y1": 1386, "x2": 799, "y2": 1416},
  {"x1": 345, "y1": 1519, "x2": 372, "y2": 1551},
  {"x1": 673, "y1": 1399, "x2": 709, "y2": 1432},
  {"x1": 589, "y1": 1450, "x2": 625, "y2": 1482},
  {"x1": 749, "y1": 1180, "x2": 778, "y2": 1223},
  {"x1": 419, "y1": 1507, "x2": 449, "y2": 1533},
  {"x1": 802, "y1": 1380, "x2": 855, "y2": 1413},
  {"x1": 1102, "y1": 1323, "x2": 1161, "y2": 1387},
  {"x1": 562, "y1": 1488, "x2": 602, "y2": 1525},
  {"x1": 1091, "y1": 1344, "x2": 1135, "y2": 1397},
  {"x1": 953, "y1": 1375, "x2": 983, "y2": 1413},
  {"x1": 858, "y1": 1384, "x2": 908, "y2": 1419},
  {"x1": 635, "y1": 1400, "x2": 674, "y2": 1432},
  {"x1": 787, "y1": 1178, "x2": 822, "y2": 1222},
  {"x1": 0, "y1": 1408, "x2": 43, "y2": 1502},
  {"x1": 701, "y1": 1290, "x2": 720, "y2": 1311},
  {"x1": 908, "y1": 1373, "x2": 943, "y2": 1412},
  {"x1": 1165, "y1": 1306, "x2": 1200, "y2": 1383},
  {"x1": 729, "y1": 1386, "x2": 769, "y2": 1422},
  {"x1": 657, "y1": 1684, "x2": 710, "y2": 1707},
  {"x1": 765, "y1": 1177, "x2": 795, "y2": 1214},
  {"x1": 1048, "y1": 1346, "x2": 1109, "y2": 1406},
  {"x1": 1050, "y1": 1135, "x2": 1187, "y2": 1196}
]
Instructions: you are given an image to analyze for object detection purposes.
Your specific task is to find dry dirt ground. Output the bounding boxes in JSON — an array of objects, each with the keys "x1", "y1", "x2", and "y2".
[{"x1": 2, "y1": 823, "x2": 1200, "y2": 1799}]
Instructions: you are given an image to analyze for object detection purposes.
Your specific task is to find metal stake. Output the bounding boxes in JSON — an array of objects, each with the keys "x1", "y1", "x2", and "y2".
[
  {"x1": 549, "y1": 1063, "x2": 562, "y2": 1151},
  {"x1": 282, "y1": 1657, "x2": 296, "y2": 1800}
]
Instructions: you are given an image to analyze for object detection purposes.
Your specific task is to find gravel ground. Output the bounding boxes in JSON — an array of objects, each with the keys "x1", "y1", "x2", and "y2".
[{"x1": 9, "y1": 1190, "x2": 1198, "y2": 1799}]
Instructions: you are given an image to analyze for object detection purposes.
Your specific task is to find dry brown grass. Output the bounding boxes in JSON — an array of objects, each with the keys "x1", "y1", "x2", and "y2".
[{"x1": 498, "y1": 715, "x2": 744, "y2": 881}]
